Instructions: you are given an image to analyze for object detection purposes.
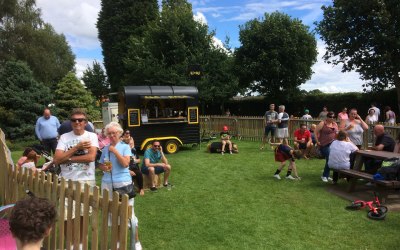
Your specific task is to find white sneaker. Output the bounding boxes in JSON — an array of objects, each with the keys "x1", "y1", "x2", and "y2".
[
  {"x1": 230, "y1": 151, "x2": 233, "y2": 154},
  {"x1": 328, "y1": 177, "x2": 333, "y2": 181},
  {"x1": 221, "y1": 152, "x2": 224, "y2": 155},
  {"x1": 135, "y1": 241, "x2": 143, "y2": 250},
  {"x1": 321, "y1": 176, "x2": 328, "y2": 182},
  {"x1": 365, "y1": 182, "x2": 374, "y2": 186},
  {"x1": 273, "y1": 174, "x2": 281, "y2": 180},
  {"x1": 286, "y1": 175, "x2": 296, "y2": 180}
]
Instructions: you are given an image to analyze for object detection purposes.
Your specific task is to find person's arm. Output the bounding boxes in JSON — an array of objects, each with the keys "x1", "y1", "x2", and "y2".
[
  {"x1": 386, "y1": 111, "x2": 390, "y2": 122},
  {"x1": 129, "y1": 137, "x2": 135, "y2": 148},
  {"x1": 35, "y1": 118, "x2": 41, "y2": 141},
  {"x1": 357, "y1": 116, "x2": 368, "y2": 130},
  {"x1": 394, "y1": 142, "x2": 400, "y2": 153},
  {"x1": 109, "y1": 145, "x2": 130, "y2": 168},
  {"x1": 314, "y1": 121, "x2": 324, "y2": 146},
  {"x1": 372, "y1": 143, "x2": 384, "y2": 151},
  {"x1": 160, "y1": 146, "x2": 169, "y2": 165}
]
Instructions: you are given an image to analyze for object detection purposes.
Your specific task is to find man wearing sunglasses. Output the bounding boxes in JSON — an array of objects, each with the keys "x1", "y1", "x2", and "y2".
[
  {"x1": 54, "y1": 108, "x2": 99, "y2": 183},
  {"x1": 53, "y1": 109, "x2": 99, "y2": 245},
  {"x1": 141, "y1": 141, "x2": 172, "y2": 191}
]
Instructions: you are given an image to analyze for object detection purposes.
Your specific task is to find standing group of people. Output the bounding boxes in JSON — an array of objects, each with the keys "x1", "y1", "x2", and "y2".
[
  {"x1": 261, "y1": 102, "x2": 400, "y2": 183},
  {"x1": 17, "y1": 108, "x2": 177, "y2": 249}
]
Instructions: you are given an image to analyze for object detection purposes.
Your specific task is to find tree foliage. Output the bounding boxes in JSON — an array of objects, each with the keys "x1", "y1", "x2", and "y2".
[
  {"x1": 0, "y1": 0, "x2": 75, "y2": 88},
  {"x1": 54, "y1": 73, "x2": 101, "y2": 122},
  {"x1": 315, "y1": 0, "x2": 400, "y2": 109},
  {"x1": 81, "y1": 61, "x2": 110, "y2": 102},
  {"x1": 97, "y1": 0, "x2": 158, "y2": 91},
  {"x1": 234, "y1": 12, "x2": 317, "y2": 97},
  {"x1": 0, "y1": 61, "x2": 52, "y2": 139},
  {"x1": 122, "y1": 0, "x2": 238, "y2": 106}
]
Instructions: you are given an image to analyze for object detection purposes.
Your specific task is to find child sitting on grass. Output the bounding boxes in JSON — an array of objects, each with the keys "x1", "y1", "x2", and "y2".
[{"x1": 271, "y1": 142, "x2": 302, "y2": 180}]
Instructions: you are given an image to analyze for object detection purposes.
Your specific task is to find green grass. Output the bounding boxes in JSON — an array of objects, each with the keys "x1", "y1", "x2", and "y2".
[{"x1": 10, "y1": 141, "x2": 400, "y2": 249}]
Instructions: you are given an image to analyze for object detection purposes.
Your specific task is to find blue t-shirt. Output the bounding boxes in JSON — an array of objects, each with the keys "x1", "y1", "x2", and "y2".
[
  {"x1": 100, "y1": 142, "x2": 132, "y2": 183},
  {"x1": 142, "y1": 148, "x2": 161, "y2": 167}
]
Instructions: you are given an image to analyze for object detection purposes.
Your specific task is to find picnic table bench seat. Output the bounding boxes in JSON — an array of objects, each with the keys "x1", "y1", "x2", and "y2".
[{"x1": 336, "y1": 169, "x2": 400, "y2": 190}]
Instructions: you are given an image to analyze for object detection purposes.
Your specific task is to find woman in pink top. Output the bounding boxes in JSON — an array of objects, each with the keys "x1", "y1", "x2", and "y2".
[
  {"x1": 338, "y1": 107, "x2": 348, "y2": 121},
  {"x1": 315, "y1": 111, "x2": 339, "y2": 182},
  {"x1": 97, "y1": 127, "x2": 110, "y2": 149}
]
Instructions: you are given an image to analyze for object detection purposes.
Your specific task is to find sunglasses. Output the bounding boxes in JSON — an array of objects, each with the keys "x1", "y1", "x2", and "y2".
[
  {"x1": 327, "y1": 115, "x2": 335, "y2": 118},
  {"x1": 153, "y1": 145, "x2": 161, "y2": 148},
  {"x1": 71, "y1": 118, "x2": 86, "y2": 123}
]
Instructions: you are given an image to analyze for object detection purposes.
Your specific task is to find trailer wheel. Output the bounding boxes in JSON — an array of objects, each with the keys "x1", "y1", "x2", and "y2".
[
  {"x1": 164, "y1": 140, "x2": 179, "y2": 154},
  {"x1": 144, "y1": 143, "x2": 153, "y2": 151}
]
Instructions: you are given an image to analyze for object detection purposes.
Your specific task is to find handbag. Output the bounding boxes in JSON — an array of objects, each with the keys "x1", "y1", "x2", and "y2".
[{"x1": 109, "y1": 150, "x2": 136, "y2": 200}]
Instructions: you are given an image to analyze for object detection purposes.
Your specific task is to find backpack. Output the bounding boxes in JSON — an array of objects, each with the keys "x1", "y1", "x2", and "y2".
[{"x1": 377, "y1": 160, "x2": 400, "y2": 180}]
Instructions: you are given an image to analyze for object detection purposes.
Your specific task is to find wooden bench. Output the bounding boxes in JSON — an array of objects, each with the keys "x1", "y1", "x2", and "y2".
[{"x1": 336, "y1": 169, "x2": 400, "y2": 192}]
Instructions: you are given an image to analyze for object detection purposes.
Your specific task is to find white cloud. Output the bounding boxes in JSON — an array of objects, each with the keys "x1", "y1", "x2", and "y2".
[
  {"x1": 36, "y1": 0, "x2": 101, "y2": 49},
  {"x1": 302, "y1": 40, "x2": 365, "y2": 93},
  {"x1": 75, "y1": 58, "x2": 98, "y2": 79},
  {"x1": 193, "y1": 11, "x2": 208, "y2": 25}
]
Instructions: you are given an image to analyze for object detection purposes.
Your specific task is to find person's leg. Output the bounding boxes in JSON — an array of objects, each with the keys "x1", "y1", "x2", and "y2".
[
  {"x1": 221, "y1": 140, "x2": 226, "y2": 153},
  {"x1": 274, "y1": 162, "x2": 285, "y2": 175},
  {"x1": 261, "y1": 127, "x2": 268, "y2": 149},
  {"x1": 133, "y1": 168, "x2": 144, "y2": 196},
  {"x1": 227, "y1": 140, "x2": 232, "y2": 151},
  {"x1": 148, "y1": 167, "x2": 156, "y2": 188},
  {"x1": 305, "y1": 141, "x2": 312, "y2": 157},
  {"x1": 332, "y1": 170, "x2": 339, "y2": 184},
  {"x1": 294, "y1": 142, "x2": 299, "y2": 150},
  {"x1": 50, "y1": 138, "x2": 58, "y2": 155},
  {"x1": 162, "y1": 165, "x2": 171, "y2": 185},
  {"x1": 320, "y1": 145, "x2": 331, "y2": 178}
]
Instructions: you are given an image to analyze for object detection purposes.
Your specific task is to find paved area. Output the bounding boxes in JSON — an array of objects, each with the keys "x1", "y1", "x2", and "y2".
[{"x1": 327, "y1": 183, "x2": 400, "y2": 211}]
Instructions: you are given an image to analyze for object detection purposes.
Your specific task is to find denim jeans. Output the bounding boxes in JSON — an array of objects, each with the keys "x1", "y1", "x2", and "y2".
[{"x1": 320, "y1": 143, "x2": 331, "y2": 178}]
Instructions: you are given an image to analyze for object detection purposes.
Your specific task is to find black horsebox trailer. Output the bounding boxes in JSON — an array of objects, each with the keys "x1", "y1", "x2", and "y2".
[{"x1": 118, "y1": 86, "x2": 200, "y2": 154}]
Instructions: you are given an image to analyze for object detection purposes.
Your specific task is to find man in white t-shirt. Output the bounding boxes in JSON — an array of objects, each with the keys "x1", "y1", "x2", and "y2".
[
  {"x1": 53, "y1": 108, "x2": 99, "y2": 245},
  {"x1": 54, "y1": 109, "x2": 99, "y2": 183}
]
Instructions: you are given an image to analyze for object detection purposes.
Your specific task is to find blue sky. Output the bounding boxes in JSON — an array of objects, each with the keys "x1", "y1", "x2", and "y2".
[{"x1": 36, "y1": 0, "x2": 365, "y2": 93}]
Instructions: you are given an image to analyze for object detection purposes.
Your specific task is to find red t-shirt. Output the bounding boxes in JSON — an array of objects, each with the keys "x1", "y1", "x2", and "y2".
[{"x1": 294, "y1": 129, "x2": 311, "y2": 142}]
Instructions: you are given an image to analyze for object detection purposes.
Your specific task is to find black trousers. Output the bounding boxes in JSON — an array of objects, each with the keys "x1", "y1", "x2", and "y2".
[
  {"x1": 41, "y1": 138, "x2": 58, "y2": 155},
  {"x1": 131, "y1": 168, "x2": 143, "y2": 190}
]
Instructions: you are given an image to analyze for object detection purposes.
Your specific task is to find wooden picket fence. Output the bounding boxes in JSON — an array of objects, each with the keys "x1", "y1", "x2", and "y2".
[
  {"x1": 0, "y1": 129, "x2": 134, "y2": 250},
  {"x1": 200, "y1": 116, "x2": 400, "y2": 148}
]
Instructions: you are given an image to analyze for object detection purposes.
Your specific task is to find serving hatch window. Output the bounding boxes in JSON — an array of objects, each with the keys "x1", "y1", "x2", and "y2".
[{"x1": 139, "y1": 96, "x2": 194, "y2": 122}]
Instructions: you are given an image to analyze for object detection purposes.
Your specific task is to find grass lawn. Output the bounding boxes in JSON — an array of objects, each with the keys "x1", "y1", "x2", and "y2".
[{"x1": 11, "y1": 141, "x2": 400, "y2": 249}]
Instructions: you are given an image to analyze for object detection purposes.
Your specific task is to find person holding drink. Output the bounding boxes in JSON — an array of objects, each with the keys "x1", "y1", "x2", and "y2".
[
  {"x1": 340, "y1": 108, "x2": 368, "y2": 149},
  {"x1": 98, "y1": 122, "x2": 142, "y2": 250}
]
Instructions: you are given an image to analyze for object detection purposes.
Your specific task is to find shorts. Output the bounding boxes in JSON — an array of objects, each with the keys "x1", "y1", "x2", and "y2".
[
  {"x1": 64, "y1": 180, "x2": 95, "y2": 220},
  {"x1": 264, "y1": 126, "x2": 276, "y2": 136},
  {"x1": 141, "y1": 166, "x2": 165, "y2": 175},
  {"x1": 275, "y1": 148, "x2": 292, "y2": 162},
  {"x1": 276, "y1": 128, "x2": 289, "y2": 139},
  {"x1": 101, "y1": 182, "x2": 138, "y2": 227},
  {"x1": 298, "y1": 143, "x2": 307, "y2": 150}
]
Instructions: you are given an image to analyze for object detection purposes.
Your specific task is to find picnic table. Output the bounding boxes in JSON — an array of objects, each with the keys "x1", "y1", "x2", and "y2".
[{"x1": 337, "y1": 150, "x2": 400, "y2": 192}]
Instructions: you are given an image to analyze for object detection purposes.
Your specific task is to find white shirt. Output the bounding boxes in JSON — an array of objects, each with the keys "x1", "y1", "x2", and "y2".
[
  {"x1": 328, "y1": 140, "x2": 358, "y2": 170},
  {"x1": 301, "y1": 114, "x2": 312, "y2": 120},
  {"x1": 372, "y1": 107, "x2": 380, "y2": 121},
  {"x1": 56, "y1": 131, "x2": 99, "y2": 181}
]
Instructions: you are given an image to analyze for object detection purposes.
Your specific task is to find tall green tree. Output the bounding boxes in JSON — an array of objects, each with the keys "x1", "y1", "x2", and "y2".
[
  {"x1": 54, "y1": 72, "x2": 101, "y2": 122},
  {"x1": 97, "y1": 0, "x2": 158, "y2": 91},
  {"x1": 0, "y1": 0, "x2": 75, "y2": 88},
  {"x1": 123, "y1": 0, "x2": 212, "y2": 85},
  {"x1": 234, "y1": 12, "x2": 317, "y2": 97},
  {"x1": 316, "y1": 0, "x2": 400, "y2": 110},
  {"x1": 0, "y1": 61, "x2": 52, "y2": 139},
  {"x1": 123, "y1": 0, "x2": 238, "y2": 108},
  {"x1": 81, "y1": 61, "x2": 110, "y2": 102}
]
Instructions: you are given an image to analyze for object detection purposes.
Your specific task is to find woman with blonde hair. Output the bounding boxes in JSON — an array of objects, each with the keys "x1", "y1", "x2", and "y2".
[{"x1": 98, "y1": 122, "x2": 142, "y2": 250}]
